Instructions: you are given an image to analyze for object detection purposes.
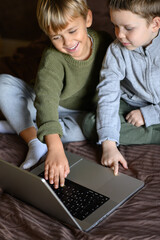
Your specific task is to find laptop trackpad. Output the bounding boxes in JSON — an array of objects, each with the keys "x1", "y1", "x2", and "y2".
[
  {"x1": 67, "y1": 158, "x2": 143, "y2": 203},
  {"x1": 67, "y1": 158, "x2": 114, "y2": 192}
]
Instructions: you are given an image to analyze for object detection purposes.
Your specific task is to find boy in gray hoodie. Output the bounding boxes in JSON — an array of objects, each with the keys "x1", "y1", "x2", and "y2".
[{"x1": 83, "y1": 0, "x2": 160, "y2": 175}]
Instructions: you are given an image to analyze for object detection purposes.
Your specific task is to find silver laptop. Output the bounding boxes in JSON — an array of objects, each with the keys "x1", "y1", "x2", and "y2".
[{"x1": 0, "y1": 151, "x2": 144, "y2": 231}]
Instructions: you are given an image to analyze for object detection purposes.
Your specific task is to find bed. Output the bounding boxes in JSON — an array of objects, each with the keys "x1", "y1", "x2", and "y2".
[{"x1": 0, "y1": 1, "x2": 160, "y2": 239}]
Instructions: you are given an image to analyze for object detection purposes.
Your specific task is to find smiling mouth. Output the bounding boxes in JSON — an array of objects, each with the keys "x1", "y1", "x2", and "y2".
[{"x1": 66, "y1": 42, "x2": 79, "y2": 52}]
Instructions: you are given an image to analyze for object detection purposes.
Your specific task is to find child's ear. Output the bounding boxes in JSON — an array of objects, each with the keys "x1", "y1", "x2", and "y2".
[
  {"x1": 86, "y1": 9, "x2": 93, "y2": 28},
  {"x1": 152, "y1": 16, "x2": 160, "y2": 32}
]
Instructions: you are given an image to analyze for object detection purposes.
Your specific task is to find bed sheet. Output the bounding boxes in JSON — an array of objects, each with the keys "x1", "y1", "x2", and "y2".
[{"x1": 0, "y1": 134, "x2": 160, "y2": 240}]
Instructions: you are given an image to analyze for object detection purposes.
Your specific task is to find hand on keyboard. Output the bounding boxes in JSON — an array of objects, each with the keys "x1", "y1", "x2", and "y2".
[{"x1": 44, "y1": 148, "x2": 70, "y2": 188}]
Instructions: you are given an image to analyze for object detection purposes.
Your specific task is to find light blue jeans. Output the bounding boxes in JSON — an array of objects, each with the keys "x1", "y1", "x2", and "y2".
[{"x1": 0, "y1": 74, "x2": 86, "y2": 143}]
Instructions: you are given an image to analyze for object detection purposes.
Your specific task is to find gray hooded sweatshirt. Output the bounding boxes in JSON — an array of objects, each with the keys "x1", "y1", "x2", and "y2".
[{"x1": 97, "y1": 31, "x2": 160, "y2": 144}]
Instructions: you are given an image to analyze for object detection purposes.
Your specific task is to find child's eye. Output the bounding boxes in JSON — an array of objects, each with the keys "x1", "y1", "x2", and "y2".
[
  {"x1": 125, "y1": 27, "x2": 133, "y2": 31},
  {"x1": 69, "y1": 29, "x2": 77, "y2": 34},
  {"x1": 52, "y1": 35, "x2": 61, "y2": 40}
]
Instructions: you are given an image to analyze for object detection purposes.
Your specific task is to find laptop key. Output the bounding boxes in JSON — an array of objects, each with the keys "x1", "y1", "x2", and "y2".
[{"x1": 39, "y1": 171, "x2": 109, "y2": 221}]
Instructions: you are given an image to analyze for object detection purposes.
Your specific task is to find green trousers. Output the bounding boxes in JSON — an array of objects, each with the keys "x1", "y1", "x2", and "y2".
[{"x1": 82, "y1": 100, "x2": 160, "y2": 145}]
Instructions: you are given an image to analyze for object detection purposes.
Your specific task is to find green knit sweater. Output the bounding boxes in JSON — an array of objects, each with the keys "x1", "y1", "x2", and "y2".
[{"x1": 34, "y1": 28, "x2": 111, "y2": 142}]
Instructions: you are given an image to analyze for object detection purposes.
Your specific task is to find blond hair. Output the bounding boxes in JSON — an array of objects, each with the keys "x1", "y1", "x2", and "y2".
[
  {"x1": 37, "y1": 0, "x2": 89, "y2": 35},
  {"x1": 109, "y1": 0, "x2": 160, "y2": 24}
]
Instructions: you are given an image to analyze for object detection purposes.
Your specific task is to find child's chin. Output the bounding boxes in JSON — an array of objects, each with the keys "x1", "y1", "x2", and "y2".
[{"x1": 125, "y1": 45, "x2": 136, "y2": 51}]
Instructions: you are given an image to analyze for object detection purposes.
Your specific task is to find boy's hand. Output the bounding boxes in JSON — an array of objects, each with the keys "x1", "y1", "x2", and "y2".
[
  {"x1": 45, "y1": 134, "x2": 70, "y2": 189},
  {"x1": 101, "y1": 140, "x2": 128, "y2": 176},
  {"x1": 126, "y1": 109, "x2": 144, "y2": 127},
  {"x1": 45, "y1": 149, "x2": 70, "y2": 189}
]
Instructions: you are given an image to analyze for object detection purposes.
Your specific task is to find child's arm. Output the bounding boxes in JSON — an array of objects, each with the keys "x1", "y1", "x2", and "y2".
[
  {"x1": 44, "y1": 134, "x2": 70, "y2": 189},
  {"x1": 126, "y1": 109, "x2": 145, "y2": 127},
  {"x1": 101, "y1": 140, "x2": 128, "y2": 175}
]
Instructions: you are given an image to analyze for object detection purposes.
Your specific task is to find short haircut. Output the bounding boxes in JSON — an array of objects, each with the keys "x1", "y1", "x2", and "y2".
[
  {"x1": 109, "y1": 0, "x2": 160, "y2": 23},
  {"x1": 37, "y1": 0, "x2": 89, "y2": 35}
]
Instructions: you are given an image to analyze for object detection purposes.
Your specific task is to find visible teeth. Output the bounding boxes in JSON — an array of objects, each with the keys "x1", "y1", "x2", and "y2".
[
  {"x1": 69, "y1": 45, "x2": 76, "y2": 50},
  {"x1": 69, "y1": 43, "x2": 78, "y2": 50}
]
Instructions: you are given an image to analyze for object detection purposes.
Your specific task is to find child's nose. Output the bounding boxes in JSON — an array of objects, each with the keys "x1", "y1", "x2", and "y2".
[
  {"x1": 116, "y1": 29, "x2": 125, "y2": 40},
  {"x1": 63, "y1": 36, "x2": 72, "y2": 46}
]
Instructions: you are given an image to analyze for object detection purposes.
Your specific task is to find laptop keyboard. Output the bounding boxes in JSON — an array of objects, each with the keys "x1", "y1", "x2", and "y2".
[{"x1": 39, "y1": 172, "x2": 109, "y2": 221}]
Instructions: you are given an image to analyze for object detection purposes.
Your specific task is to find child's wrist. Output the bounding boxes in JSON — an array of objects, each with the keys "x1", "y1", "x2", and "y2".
[{"x1": 102, "y1": 140, "x2": 117, "y2": 150}]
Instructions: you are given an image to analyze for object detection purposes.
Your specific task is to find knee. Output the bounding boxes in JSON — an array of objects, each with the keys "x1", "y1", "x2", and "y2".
[
  {"x1": 0, "y1": 74, "x2": 13, "y2": 84},
  {"x1": 0, "y1": 75, "x2": 11, "y2": 99},
  {"x1": 0, "y1": 74, "x2": 23, "y2": 97},
  {"x1": 0, "y1": 74, "x2": 21, "y2": 106},
  {"x1": 0, "y1": 74, "x2": 15, "y2": 91}
]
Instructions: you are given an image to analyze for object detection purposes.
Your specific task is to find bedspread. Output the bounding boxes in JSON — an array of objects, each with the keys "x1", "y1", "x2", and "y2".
[{"x1": 0, "y1": 133, "x2": 160, "y2": 240}]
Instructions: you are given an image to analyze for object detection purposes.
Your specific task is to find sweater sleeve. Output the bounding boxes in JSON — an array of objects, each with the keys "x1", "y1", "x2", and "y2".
[
  {"x1": 96, "y1": 42, "x2": 126, "y2": 144},
  {"x1": 140, "y1": 104, "x2": 160, "y2": 127},
  {"x1": 34, "y1": 49, "x2": 64, "y2": 143}
]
